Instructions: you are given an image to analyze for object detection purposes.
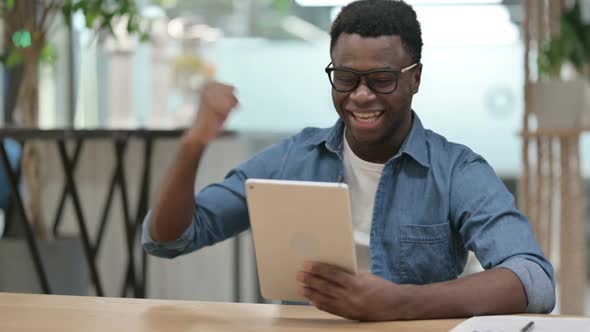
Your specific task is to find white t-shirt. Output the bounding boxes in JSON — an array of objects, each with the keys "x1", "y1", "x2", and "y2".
[{"x1": 342, "y1": 133, "x2": 385, "y2": 272}]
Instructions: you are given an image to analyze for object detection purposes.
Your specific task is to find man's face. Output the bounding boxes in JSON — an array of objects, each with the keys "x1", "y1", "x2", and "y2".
[{"x1": 330, "y1": 33, "x2": 421, "y2": 147}]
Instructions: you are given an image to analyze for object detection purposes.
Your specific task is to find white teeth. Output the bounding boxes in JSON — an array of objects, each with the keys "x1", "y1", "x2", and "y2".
[{"x1": 352, "y1": 111, "x2": 382, "y2": 121}]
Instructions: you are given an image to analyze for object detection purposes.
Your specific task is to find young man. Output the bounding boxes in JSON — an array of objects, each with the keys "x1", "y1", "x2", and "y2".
[{"x1": 143, "y1": 0, "x2": 555, "y2": 321}]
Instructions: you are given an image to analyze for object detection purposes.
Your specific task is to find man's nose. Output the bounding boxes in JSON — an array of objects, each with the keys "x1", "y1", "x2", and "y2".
[{"x1": 349, "y1": 78, "x2": 377, "y2": 103}]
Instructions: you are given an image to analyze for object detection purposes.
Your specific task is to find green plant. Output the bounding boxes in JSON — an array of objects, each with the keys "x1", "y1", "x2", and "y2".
[
  {"x1": 0, "y1": 0, "x2": 151, "y2": 232},
  {"x1": 1, "y1": 0, "x2": 151, "y2": 125},
  {"x1": 538, "y1": 3, "x2": 590, "y2": 79}
]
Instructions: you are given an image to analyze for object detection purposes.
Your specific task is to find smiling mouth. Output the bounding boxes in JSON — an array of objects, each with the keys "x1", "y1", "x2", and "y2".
[{"x1": 350, "y1": 111, "x2": 384, "y2": 123}]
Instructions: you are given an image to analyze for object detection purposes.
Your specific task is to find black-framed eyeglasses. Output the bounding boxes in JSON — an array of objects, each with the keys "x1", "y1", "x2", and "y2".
[{"x1": 324, "y1": 62, "x2": 419, "y2": 94}]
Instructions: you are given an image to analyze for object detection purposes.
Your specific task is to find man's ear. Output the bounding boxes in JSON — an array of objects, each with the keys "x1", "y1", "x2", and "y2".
[{"x1": 412, "y1": 63, "x2": 422, "y2": 94}]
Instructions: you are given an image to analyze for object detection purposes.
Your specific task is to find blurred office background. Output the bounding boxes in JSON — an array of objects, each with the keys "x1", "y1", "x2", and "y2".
[{"x1": 0, "y1": 0, "x2": 588, "y2": 316}]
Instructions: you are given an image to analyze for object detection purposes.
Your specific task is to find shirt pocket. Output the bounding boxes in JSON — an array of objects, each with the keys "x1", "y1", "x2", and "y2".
[{"x1": 399, "y1": 222, "x2": 455, "y2": 284}]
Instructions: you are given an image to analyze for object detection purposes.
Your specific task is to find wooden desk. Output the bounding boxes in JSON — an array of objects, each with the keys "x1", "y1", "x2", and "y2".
[{"x1": 0, "y1": 293, "x2": 463, "y2": 331}]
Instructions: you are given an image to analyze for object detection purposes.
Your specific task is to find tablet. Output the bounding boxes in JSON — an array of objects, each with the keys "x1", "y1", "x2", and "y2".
[{"x1": 245, "y1": 178, "x2": 358, "y2": 302}]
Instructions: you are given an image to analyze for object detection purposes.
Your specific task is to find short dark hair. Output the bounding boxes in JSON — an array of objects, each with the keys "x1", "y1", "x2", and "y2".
[{"x1": 330, "y1": 0, "x2": 423, "y2": 63}]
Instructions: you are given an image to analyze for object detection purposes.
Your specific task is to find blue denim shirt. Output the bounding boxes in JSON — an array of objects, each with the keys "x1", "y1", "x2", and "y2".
[{"x1": 143, "y1": 113, "x2": 555, "y2": 313}]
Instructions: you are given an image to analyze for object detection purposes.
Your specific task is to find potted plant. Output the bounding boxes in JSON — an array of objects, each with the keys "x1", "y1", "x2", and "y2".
[
  {"x1": 0, "y1": 0, "x2": 150, "y2": 295},
  {"x1": 532, "y1": 2, "x2": 590, "y2": 130},
  {"x1": 2, "y1": 0, "x2": 150, "y2": 232}
]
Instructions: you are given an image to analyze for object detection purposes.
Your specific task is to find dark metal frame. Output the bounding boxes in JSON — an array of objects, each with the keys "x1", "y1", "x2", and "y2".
[
  {"x1": 0, "y1": 128, "x2": 211, "y2": 298},
  {"x1": 0, "y1": 143, "x2": 51, "y2": 293}
]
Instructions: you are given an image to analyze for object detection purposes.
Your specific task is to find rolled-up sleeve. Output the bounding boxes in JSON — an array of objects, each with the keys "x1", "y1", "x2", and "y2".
[
  {"x1": 142, "y1": 136, "x2": 294, "y2": 259},
  {"x1": 142, "y1": 210, "x2": 197, "y2": 258},
  {"x1": 497, "y1": 257, "x2": 555, "y2": 313},
  {"x1": 450, "y1": 156, "x2": 556, "y2": 313}
]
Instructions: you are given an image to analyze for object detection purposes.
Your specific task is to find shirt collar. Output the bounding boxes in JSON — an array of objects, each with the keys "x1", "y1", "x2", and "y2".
[{"x1": 308, "y1": 111, "x2": 430, "y2": 168}]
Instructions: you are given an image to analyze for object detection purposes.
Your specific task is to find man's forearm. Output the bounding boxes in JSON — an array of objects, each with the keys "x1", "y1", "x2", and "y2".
[
  {"x1": 149, "y1": 133, "x2": 207, "y2": 243},
  {"x1": 399, "y1": 268, "x2": 527, "y2": 320}
]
